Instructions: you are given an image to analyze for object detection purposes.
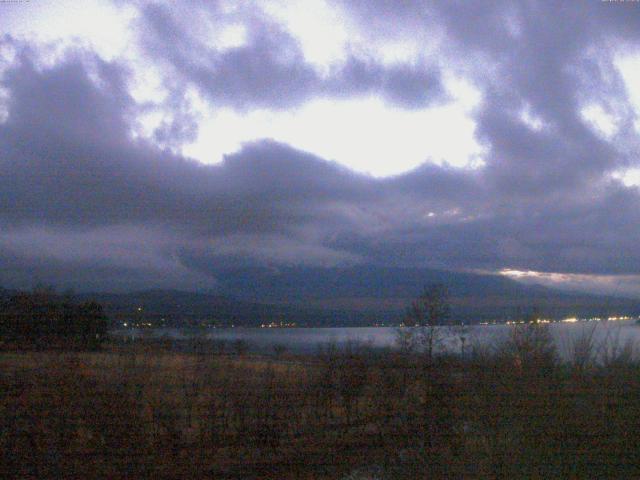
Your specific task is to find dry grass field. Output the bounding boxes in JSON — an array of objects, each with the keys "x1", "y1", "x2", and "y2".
[{"x1": 3, "y1": 327, "x2": 640, "y2": 479}]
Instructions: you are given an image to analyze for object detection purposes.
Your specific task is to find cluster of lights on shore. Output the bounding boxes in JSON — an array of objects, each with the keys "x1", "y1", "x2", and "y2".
[
  {"x1": 498, "y1": 315, "x2": 635, "y2": 326},
  {"x1": 121, "y1": 301, "x2": 636, "y2": 329},
  {"x1": 260, "y1": 321, "x2": 297, "y2": 328}
]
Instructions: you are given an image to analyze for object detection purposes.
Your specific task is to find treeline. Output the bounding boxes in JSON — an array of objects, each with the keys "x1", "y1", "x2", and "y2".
[{"x1": 0, "y1": 289, "x2": 108, "y2": 350}]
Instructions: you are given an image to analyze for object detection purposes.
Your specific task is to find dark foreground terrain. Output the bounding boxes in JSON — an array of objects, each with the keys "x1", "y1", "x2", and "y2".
[{"x1": 2, "y1": 325, "x2": 640, "y2": 479}]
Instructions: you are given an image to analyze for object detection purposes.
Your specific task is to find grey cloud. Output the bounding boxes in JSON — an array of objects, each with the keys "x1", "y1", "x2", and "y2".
[
  {"x1": 339, "y1": 0, "x2": 640, "y2": 192},
  {"x1": 2, "y1": 1, "x2": 640, "y2": 292},
  {"x1": 0, "y1": 51, "x2": 376, "y2": 235},
  {"x1": 3, "y1": 51, "x2": 131, "y2": 148},
  {"x1": 0, "y1": 48, "x2": 465, "y2": 288},
  {"x1": 150, "y1": 86, "x2": 201, "y2": 150},
  {"x1": 0, "y1": 245, "x2": 215, "y2": 293},
  {"x1": 138, "y1": 2, "x2": 445, "y2": 110},
  {"x1": 325, "y1": 56, "x2": 446, "y2": 109}
]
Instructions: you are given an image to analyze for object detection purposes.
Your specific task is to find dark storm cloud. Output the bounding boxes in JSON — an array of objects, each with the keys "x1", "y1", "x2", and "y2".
[
  {"x1": 324, "y1": 56, "x2": 446, "y2": 109},
  {"x1": 0, "y1": 46, "x2": 463, "y2": 288},
  {"x1": 0, "y1": 50, "x2": 376, "y2": 236},
  {"x1": 137, "y1": 1, "x2": 445, "y2": 110},
  {"x1": 2, "y1": 0, "x2": 640, "y2": 292},
  {"x1": 150, "y1": 86, "x2": 201, "y2": 150},
  {"x1": 140, "y1": 3, "x2": 318, "y2": 109},
  {"x1": 0, "y1": 242, "x2": 215, "y2": 293}
]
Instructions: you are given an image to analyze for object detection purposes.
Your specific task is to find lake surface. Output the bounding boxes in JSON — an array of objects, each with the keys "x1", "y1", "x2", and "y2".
[{"x1": 112, "y1": 320, "x2": 640, "y2": 360}]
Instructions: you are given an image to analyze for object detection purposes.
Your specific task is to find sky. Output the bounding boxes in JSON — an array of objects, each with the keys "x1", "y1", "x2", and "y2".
[{"x1": 1, "y1": 0, "x2": 640, "y2": 295}]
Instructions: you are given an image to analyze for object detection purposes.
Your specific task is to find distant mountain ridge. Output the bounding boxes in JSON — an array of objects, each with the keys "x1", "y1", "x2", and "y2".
[
  {"x1": 206, "y1": 266, "x2": 640, "y2": 323},
  {"x1": 212, "y1": 266, "x2": 553, "y2": 302},
  {"x1": 3, "y1": 267, "x2": 640, "y2": 326},
  {"x1": 90, "y1": 267, "x2": 640, "y2": 325}
]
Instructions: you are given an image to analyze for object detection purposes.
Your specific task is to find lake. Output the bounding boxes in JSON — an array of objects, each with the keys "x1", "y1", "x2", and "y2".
[{"x1": 112, "y1": 320, "x2": 640, "y2": 360}]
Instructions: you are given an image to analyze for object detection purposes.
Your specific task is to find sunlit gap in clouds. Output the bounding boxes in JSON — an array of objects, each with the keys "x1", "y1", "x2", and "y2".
[
  {"x1": 519, "y1": 102, "x2": 545, "y2": 132},
  {"x1": 609, "y1": 52, "x2": 640, "y2": 187},
  {"x1": 262, "y1": 0, "x2": 351, "y2": 69},
  {"x1": 128, "y1": 0, "x2": 469, "y2": 178},
  {"x1": 181, "y1": 73, "x2": 485, "y2": 177},
  {"x1": 580, "y1": 103, "x2": 619, "y2": 139},
  {"x1": 262, "y1": 0, "x2": 443, "y2": 70},
  {"x1": 0, "y1": 0, "x2": 481, "y2": 178},
  {"x1": 498, "y1": 268, "x2": 640, "y2": 298},
  {"x1": 1, "y1": 0, "x2": 137, "y2": 61},
  {"x1": 612, "y1": 168, "x2": 640, "y2": 188},
  {"x1": 615, "y1": 52, "x2": 640, "y2": 132}
]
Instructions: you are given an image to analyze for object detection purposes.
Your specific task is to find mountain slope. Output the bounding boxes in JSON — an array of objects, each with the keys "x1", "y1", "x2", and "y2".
[
  {"x1": 213, "y1": 265, "x2": 637, "y2": 311},
  {"x1": 73, "y1": 266, "x2": 640, "y2": 326}
]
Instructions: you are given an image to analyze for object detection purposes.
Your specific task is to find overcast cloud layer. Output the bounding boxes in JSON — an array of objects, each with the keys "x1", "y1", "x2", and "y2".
[{"x1": 2, "y1": 0, "x2": 640, "y2": 294}]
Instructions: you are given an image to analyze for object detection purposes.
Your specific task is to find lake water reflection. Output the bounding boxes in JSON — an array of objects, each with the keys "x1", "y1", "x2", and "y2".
[{"x1": 112, "y1": 320, "x2": 640, "y2": 360}]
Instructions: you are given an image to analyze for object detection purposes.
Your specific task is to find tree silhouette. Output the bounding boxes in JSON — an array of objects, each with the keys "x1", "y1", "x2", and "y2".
[
  {"x1": 0, "y1": 290, "x2": 108, "y2": 350},
  {"x1": 406, "y1": 283, "x2": 451, "y2": 363}
]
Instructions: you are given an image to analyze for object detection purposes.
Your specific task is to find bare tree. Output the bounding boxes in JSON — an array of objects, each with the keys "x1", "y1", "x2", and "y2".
[
  {"x1": 599, "y1": 323, "x2": 638, "y2": 368},
  {"x1": 566, "y1": 322, "x2": 599, "y2": 374},
  {"x1": 405, "y1": 284, "x2": 452, "y2": 364},
  {"x1": 499, "y1": 321, "x2": 557, "y2": 373},
  {"x1": 395, "y1": 325, "x2": 418, "y2": 356}
]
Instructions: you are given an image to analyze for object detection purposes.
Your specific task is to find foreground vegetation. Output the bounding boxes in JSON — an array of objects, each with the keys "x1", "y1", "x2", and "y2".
[{"x1": 2, "y1": 322, "x2": 640, "y2": 479}]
